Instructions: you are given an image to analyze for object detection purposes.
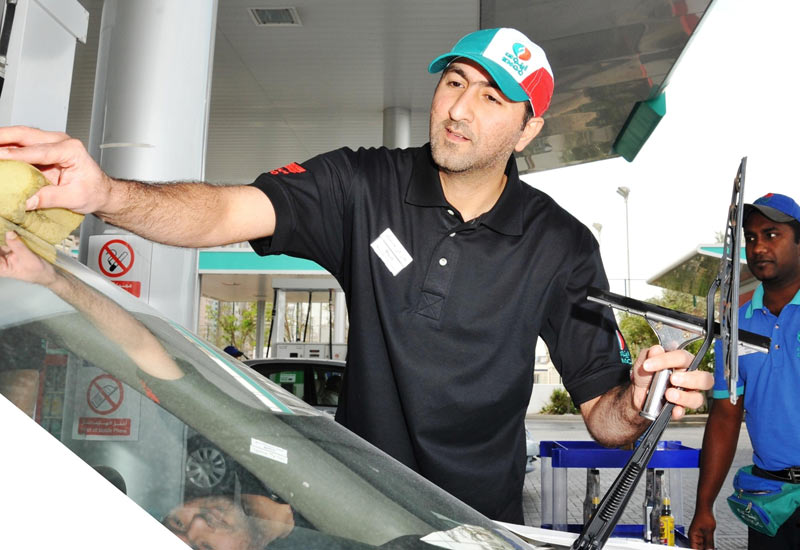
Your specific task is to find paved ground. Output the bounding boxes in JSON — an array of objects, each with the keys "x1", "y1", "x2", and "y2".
[{"x1": 523, "y1": 414, "x2": 751, "y2": 549}]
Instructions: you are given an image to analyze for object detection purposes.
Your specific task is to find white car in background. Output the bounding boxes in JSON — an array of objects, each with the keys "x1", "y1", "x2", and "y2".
[{"x1": 0, "y1": 252, "x2": 661, "y2": 549}]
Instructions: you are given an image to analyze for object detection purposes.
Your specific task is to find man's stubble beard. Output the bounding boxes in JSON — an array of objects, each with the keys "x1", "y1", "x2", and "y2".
[{"x1": 429, "y1": 119, "x2": 518, "y2": 175}]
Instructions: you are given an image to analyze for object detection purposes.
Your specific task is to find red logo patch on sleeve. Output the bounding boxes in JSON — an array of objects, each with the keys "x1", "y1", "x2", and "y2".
[
  {"x1": 138, "y1": 379, "x2": 160, "y2": 404},
  {"x1": 270, "y1": 162, "x2": 306, "y2": 175}
]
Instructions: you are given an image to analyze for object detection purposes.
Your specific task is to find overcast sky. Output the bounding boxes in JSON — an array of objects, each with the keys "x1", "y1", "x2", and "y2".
[{"x1": 522, "y1": 0, "x2": 800, "y2": 300}]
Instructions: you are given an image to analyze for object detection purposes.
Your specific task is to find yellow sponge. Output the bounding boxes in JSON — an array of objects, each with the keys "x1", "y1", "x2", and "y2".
[
  {"x1": 0, "y1": 159, "x2": 84, "y2": 262},
  {"x1": 0, "y1": 217, "x2": 59, "y2": 264}
]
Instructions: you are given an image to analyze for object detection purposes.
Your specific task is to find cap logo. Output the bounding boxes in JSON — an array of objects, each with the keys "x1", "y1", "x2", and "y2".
[
  {"x1": 502, "y1": 50, "x2": 529, "y2": 77},
  {"x1": 512, "y1": 43, "x2": 531, "y2": 61}
]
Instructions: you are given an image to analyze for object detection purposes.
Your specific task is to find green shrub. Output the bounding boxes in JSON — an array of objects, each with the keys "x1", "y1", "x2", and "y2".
[{"x1": 540, "y1": 388, "x2": 579, "y2": 415}]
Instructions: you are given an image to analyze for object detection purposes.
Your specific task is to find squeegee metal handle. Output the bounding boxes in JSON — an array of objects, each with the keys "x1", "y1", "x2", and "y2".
[{"x1": 586, "y1": 287, "x2": 770, "y2": 355}]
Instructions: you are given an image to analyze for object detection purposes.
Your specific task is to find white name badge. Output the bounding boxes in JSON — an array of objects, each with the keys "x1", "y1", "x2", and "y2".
[{"x1": 370, "y1": 228, "x2": 413, "y2": 276}]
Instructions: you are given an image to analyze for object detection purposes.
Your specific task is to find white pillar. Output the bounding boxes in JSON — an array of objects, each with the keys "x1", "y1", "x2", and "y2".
[
  {"x1": 382, "y1": 107, "x2": 411, "y2": 149},
  {"x1": 80, "y1": 0, "x2": 217, "y2": 331},
  {"x1": 334, "y1": 289, "x2": 347, "y2": 344},
  {"x1": 0, "y1": 0, "x2": 88, "y2": 131},
  {"x1": 255, "y1": 300, "x2": 266, "y2": 359},
  {"x1": 272, "y1": 290, "x2": 287, "y2": 356}
]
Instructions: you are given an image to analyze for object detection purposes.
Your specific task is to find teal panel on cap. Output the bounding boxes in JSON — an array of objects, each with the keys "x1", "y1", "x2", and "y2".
[{"x1": 427, "y1": 28, "x2": 498, "y2": 73}]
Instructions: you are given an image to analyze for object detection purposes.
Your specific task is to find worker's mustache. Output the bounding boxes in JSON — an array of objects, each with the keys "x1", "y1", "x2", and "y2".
[{"x1": 440, "y1": 122, "x2": 475, "y2": 142}]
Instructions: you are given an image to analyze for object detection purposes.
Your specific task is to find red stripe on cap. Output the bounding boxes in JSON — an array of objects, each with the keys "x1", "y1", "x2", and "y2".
[{"x1": 521, "y1": 68, "x2": 554, "y2": 116}]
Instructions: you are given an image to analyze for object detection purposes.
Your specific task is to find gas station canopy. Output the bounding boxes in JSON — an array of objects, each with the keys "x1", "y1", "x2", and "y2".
[
  {"x1": 200, "y1": 248, "x2": 337, "y2": 303},
  {"x1": 647, "y1": 245, "x2": 757, "y2": 299},
  {"x1": 68, "y1": 0, "x2": 714, "y2": 180},
  {"x1": 64, "y1": 0, "x2": 714, "y2": 304}
]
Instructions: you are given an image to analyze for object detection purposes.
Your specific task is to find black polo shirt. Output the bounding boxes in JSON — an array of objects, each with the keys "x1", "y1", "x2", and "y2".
[{"x1": 249, "y1": 145, "x2": 630, "y2": 522}]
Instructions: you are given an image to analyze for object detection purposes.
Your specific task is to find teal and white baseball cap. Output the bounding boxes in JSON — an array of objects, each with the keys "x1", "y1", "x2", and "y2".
[{"x1": 428, "y1": 28, "x2": 554, "y2": 117}]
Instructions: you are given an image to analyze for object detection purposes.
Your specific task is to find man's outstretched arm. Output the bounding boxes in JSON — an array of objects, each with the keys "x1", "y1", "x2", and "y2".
[{"x1": 0, "y1": 126, "x2": 275, "y2": 248}]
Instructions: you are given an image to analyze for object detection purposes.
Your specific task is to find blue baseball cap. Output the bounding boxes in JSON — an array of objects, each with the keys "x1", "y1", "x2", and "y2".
[
  {"x1": 428, "y1": 28, "x2": 554, "y2": 117},
  {"x1": 744, "y1": 193, "x2": 800, "y2": 224}
]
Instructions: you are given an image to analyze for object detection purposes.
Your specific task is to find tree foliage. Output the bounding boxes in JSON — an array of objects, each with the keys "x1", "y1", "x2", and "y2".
[
  {"x1": 206, "y1": 301, "x2": 263, "y2": 354},
  {"x1": 617, "y1": 289, "x2": 715, "y2": 373},
  {"x1": 540, "y1": 388, "x2": 580, "y2": 415}
]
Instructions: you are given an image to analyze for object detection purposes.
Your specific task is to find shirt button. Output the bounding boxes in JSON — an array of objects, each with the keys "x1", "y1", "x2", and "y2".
[
  {"x1": 775, "y1": 344, "x2": 781, "y2": 350},
  {"x1": 439, "y1": 258, "x2": 448, "y2": 266},
  {"x1": 447, "y1": 209, "x2": 455, "y2": 216},
  {"x1": 775, "y1": 324, "x2": 780, "y2": 329}
]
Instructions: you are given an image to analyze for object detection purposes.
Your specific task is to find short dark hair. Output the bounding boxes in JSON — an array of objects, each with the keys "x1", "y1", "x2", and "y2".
[
  {"x1": 790, "y1": 219, "x2": 800, "y2": 243},
  {"x1": 521, "y1": 101, "x2": 534, "y2": 130}
]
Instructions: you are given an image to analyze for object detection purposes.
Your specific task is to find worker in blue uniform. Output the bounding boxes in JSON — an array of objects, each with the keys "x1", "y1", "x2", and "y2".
[{"x1": 689, "y1": 193, "x2": 800, "y2": 550}]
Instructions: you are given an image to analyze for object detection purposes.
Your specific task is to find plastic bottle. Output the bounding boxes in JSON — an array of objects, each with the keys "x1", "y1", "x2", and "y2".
[
  {"x1": 659, "y1": 497, "x2": 675, "y2": 546},
  {"x1": 650, "y1": 470, "x2": 665, "y2": 540},
  {"x1": 643, "y1": 469, "x2": 655, "y2": 542},
  {"x1": 583, "y1": 468, "x2": 600, "y2": 524},
  {"x1": 582, "y1": 494, "x2": 600, "y2": 524}
]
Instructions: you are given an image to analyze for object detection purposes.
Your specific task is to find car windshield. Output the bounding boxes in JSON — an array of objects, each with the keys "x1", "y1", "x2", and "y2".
[{"x1": 0, "y1": 253, "x2": 541, "y2": 550}]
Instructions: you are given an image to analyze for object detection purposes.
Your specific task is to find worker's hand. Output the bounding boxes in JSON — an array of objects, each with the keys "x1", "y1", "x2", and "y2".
[
  {"x1": 0, "y1": 231, "x2": 57, "y2": 287},
  {"x1": 0, "y1": 126, "x2": 112, "y2": 215},
  {"x1": 241, "y1": 494, "x2": 295, "y2": 544},
  {"x1": 631, "y1": 345, "x2": 713, "y2": 420},
  {"x1": 688, "y1": 508, "x2": 716, "y2": 549}
]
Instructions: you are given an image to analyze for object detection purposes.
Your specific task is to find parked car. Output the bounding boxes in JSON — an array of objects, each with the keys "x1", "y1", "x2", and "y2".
[
  {"x1": 244, "y1": 357, "x2": 345, "y2": 415},
  {"x1": 244, "y1": 358, "x2": 537, "y2": 472},
  {"x1": 0, "y1": 250, "x2": 578, "y2": 549}
]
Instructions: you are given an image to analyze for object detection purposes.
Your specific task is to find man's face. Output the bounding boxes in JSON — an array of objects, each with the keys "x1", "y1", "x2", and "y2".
[
  {"x1": 744, "y1": 212, "x2": 800, "y2": 285},
  {"x1": 429, "y1": 59, "x2": 542, "y2": 175},
  {"x1": 164, "y1": 496, "x2": 256, "y2": 550}
]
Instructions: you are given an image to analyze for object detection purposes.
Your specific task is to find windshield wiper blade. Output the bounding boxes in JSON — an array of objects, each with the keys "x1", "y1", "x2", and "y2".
[
  {"x1": 571, "y1": 157, "x2": 757, "y2": 549},
  {"x1": 570, "y1": 281, "x2": 716, "y2": 549}
]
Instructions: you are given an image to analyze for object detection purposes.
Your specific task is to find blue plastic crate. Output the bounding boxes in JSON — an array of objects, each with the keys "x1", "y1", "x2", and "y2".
[{"x1": 539, "y1": 440, "x2": 699, "y2": 469}]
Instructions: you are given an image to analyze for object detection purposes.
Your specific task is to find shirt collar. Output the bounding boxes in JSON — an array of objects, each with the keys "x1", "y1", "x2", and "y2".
[
  {"x1": 745, "y1": 284, "x2": 800, "y2": 318},
  {"x1": 405, "y1": 144, "x2": 524, "y2": 236},
  {"x1": 745, "y1": 285, "x2": 765, "y2": 319}
]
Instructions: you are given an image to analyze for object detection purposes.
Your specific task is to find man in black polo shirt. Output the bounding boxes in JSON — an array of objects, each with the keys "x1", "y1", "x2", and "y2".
[{"x1": 0, "y1": 27, "x2": 712, "y2": 523}]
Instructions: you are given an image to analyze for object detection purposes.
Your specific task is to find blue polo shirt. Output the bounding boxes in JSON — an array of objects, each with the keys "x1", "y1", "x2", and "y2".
[{"x1": 712, "y1": 285, "x2": 800, "y2": 470}]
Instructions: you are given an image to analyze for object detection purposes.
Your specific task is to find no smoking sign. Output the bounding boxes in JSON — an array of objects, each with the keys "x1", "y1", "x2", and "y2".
[
  {"x1": 72, "y1": 366, "x2": 141, "y2": 441},
  {"x1": 86, "y1": 374, "x2": 124, "y2": 415},
  {"x1": 88, "y1": 235, "x2": 151, "y2": 298},
  {"x1": 98, "y1": 239, "x2": 134, "y2": 278}
]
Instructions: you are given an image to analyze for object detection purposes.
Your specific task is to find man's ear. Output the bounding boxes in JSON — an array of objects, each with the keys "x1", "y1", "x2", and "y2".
[{"x1": 515, "y1": 117, "x2": 544, "y2": 153}]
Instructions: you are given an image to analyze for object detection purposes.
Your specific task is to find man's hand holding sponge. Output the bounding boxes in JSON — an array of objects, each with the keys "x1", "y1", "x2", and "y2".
[{"x1": 0, "y1": 159, "x2": 83, "y2": 263}]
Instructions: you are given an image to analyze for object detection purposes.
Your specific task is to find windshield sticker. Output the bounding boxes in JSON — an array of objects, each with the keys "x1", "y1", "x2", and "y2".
[
  {"x1": 421, "y1": 525, "x2": 521, "y2": 550},
  {"x1": 250, "y1": 437, "x2": 288, "y2": 464},
  {"x1": 371, "y1": 228, "x2": 412, "y2": 276}
]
